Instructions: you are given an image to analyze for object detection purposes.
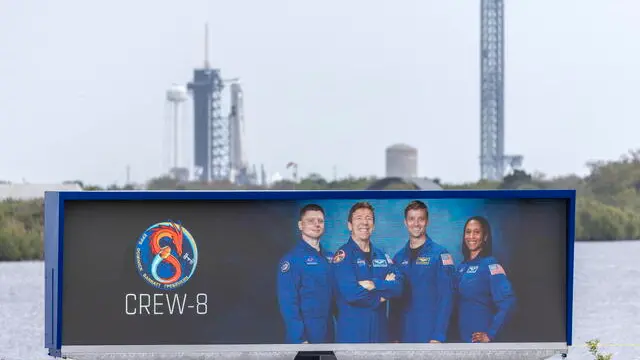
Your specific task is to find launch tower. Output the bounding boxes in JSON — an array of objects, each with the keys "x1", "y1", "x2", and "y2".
[
  {"x1": 479, "y1": 0, "x2": 522, "y2": 181},
  {"x1": 187, "y1": 24, "x2": 228, "y2": 182}
]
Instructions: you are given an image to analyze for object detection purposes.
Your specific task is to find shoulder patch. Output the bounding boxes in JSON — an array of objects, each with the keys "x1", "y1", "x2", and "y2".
[
  {"x1": 385, "y1": 253, "x2": 394, "y2": 265},
  {"x1": 280, "y1": 260, "x2": 291, "y2": 273},
  {"x1": 332, "y1": 249, "x2": 346, "y2": 263},
  {"x1": 440, "y1": 253, "x2": 454, "y2": 266},
  {"x1": 489, "y1": 263, "x2": 505, "y2": 276}
]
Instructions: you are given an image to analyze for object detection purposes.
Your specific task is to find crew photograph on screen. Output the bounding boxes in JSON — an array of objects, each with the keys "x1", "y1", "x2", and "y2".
[{"x1": 276, "y1": 198, "x2": 568, "y2": 345}]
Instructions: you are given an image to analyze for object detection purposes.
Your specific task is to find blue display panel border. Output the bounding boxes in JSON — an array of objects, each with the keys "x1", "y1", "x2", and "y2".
[{"x1": 43, "y1": 189, "x2": 576, "y2": 357}]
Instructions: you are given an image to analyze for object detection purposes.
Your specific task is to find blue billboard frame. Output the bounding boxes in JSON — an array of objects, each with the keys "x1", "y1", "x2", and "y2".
[{"x1": 44, "y1": 189, "x2": 576, "y2": 358}]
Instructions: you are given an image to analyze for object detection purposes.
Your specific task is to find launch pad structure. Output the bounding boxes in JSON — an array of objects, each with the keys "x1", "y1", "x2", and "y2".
[
  {"x1": 183, "y1": 24, "x2": 258, "y2": 185},
  {"x1": 172, "y1": 2, "x2": 521, "y2": 185}
]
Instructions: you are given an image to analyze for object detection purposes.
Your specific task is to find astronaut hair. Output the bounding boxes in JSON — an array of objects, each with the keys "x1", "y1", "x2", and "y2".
[
  {"x1": 404, "y1": 200, "x2": 429, "y2": 219},
  {"x1": 299, "y1": 203, "x2": 325, "y2": 220},
  {"x1": 347, "y1": 201, "x2": 375, "y2": 224}
]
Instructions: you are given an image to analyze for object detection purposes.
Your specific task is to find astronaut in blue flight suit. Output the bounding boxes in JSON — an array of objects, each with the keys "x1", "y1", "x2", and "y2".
[
  {"x1": 277, "y1": 203, "x2": 335, "y2": 344},
  {"x1": 332, "y1": 201, "x2": 404, "y2": 343},
  {"x1": 455, "y1": 216, "x2": 516, "y2": 343},
  {"x1": 389, "y1": 200, "x2": 456, "y2": 343}
]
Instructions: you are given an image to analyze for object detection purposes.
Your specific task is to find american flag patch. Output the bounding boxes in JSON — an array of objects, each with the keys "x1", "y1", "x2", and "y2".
[
  {"x1": 440, "y1": 253, "x2": 453, "y2": 266},
  {"x1": 489, "y1": 263, "x2": 505, "y2": 276}
]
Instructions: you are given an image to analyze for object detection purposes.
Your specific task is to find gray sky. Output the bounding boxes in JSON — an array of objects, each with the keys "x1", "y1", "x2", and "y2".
[{"x1": 1, "y1": 0, "x2": 639, "y2": 186}]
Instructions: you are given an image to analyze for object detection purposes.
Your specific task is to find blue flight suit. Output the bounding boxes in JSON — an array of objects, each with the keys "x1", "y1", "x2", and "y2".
[
  {"x1": 389, "y1": 237, "x2": 456, "y2": 343},
  {"x1": 276, "y1": 240, "x2": 335, "y2": 344},
  {"x1": 332, "y1": 238, "x2": 403, "y2": 343},
  {"x1": 455, "y1": 256, "x2": 516, "y2": 342}
]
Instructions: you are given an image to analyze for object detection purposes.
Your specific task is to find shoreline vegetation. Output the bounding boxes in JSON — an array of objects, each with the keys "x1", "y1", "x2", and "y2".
[{"x1": 2, "y1": 150, "x2": 640, "y2": 261}]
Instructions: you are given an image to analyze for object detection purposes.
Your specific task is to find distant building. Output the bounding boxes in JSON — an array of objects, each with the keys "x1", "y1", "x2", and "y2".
[
  {"x1": 386, "y1": 143, "x2": 418, "y2": 178},
  {"x1": 0, "y1": 183, "x2": 82, "y2": 201},
  {"x1": 169, "y1": 167, "x2": 190, "y2": 183},
  {"x1": 366, "y1": 177, "x2": 442, "y2": 191}
]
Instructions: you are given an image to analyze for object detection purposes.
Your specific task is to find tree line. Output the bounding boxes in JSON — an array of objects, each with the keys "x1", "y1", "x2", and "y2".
[{"x1": 2, "y1": 149, "x2": 640, "y2": 261}]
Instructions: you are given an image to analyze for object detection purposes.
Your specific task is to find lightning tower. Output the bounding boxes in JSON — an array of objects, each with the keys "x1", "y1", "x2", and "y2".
[
  {"x1": 479, "y1": 0, "x2": 522, "y2": 181},
  {"x1": 187, "y1": 24, "x2": 228, "y2": 182}
]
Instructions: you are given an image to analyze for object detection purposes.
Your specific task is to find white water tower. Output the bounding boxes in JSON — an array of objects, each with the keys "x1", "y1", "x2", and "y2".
[{"x1": 166, "y1": 84, "x2": 189, "y2": 179}]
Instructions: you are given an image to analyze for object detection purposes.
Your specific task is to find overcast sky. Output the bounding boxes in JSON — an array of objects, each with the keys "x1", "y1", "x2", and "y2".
[{"x1": 1, "y1": 0, "x2": 639, "y2": 186}]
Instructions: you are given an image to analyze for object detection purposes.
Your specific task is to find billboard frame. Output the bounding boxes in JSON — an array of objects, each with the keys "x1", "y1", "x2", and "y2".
[{"x1": 44, "y1": 189, "x2": 575, "y2": 358}]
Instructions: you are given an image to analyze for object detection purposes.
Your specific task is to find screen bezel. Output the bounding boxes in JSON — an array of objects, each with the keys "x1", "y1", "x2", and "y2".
[{"x1": 44, "y1": 189, "x2": 575, "y2": 357}]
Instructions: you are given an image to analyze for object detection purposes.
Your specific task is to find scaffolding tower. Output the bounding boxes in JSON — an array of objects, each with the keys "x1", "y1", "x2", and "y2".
[{"x1": 480, "y1": 0, "x2": 522, "y2": 181}]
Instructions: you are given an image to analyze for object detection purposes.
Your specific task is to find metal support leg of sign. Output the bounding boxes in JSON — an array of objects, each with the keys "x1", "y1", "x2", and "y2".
[{"x1": 295, "y1": 351, "x2": 337, "y2": 360}]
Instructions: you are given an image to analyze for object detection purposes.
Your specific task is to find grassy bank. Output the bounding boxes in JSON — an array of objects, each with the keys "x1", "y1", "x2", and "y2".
[
  {"x1": 3, "y1": 149, "x2": 640, "y2": 261},
  {"x1": 0, "y1": 199, "x2": 43, "y2": 261}
]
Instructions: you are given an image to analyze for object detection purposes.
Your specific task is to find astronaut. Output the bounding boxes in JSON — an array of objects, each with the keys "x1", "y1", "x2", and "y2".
[
  {"x1": 455, "y1": 216, "x2": 516, "y2": 343},
  {"x1": 332, "y1": 201, "x2": 403, "y2": 343},
  {"x1": 389, "y1": 200, "x2": 456, "y2": 343},
  {"x1": 277, "y1": 204, "x2": 335, "y2": 344}
]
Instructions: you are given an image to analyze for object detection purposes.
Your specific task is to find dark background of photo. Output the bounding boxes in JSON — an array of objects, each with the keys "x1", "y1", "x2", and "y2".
[{"x1": 60, "y1": 198, "x2": 567, "y2": 345}]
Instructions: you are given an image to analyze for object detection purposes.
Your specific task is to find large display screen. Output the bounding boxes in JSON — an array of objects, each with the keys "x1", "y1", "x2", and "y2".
[{"x1": 49, "y1": 192, "x2": 572, "y2": 351}]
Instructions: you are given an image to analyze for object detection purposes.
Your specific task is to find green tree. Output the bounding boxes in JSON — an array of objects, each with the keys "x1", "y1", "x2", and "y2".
[{"x1": 5, "y1": 149, "x2": 640, "y2": 260}]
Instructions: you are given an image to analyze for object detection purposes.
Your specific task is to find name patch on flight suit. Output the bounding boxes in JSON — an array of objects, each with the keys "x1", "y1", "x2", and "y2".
[
  {"x1": 372, "y1": 259, "x2": 387, "y2": 268},
  {"x1": 466, "y1": 265, "x2": 479, "y2": 274},
  {"x1": 305, "y1": 256, "x2": 318, "y2": 265},
  {"x1": 416, "y1": 257, "x2": 430, "y2": 265}
]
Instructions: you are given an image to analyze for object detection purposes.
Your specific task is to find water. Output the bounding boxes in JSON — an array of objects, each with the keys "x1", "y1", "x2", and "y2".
[{"x1": 1, "y1": 242, "x2": 638, "y2": 360}]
